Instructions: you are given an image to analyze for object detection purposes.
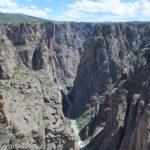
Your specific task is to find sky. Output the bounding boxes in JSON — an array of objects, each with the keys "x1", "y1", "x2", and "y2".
[{"x1": 1, "y1": 0, "x2": 150, "y2": 22}]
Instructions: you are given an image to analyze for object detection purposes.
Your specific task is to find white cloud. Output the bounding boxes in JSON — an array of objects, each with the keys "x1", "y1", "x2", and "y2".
[
  {"x1": 0, "y1": 0, "x2": 52, "y2": 19},
  {"x1": 44, "y1": 8, "x2": 52, "y2": 12},
  {"x1": 30, "y1": 5, "x2": 37, "y2": 9},
  {"x1": 60, "y1": 0, "x2": 150, "y2": 22},
  {"x1": 0, "y1": 0, "x2": 18, "y2": 7}
]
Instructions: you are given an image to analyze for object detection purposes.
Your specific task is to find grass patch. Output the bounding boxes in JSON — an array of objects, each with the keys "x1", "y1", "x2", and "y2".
[
  {"x1": 7, "y1": 145, "x2": 14, "y2": 150},
  {"x1": 15, "y1": 138, "x2": 25, "y2": 145},
  {"x1": 15, "y1": 44, "x2": 27, "y2": 51},
  {"x1": 42, "y1": 79, "x2": 55, "y2": 88},
  {"x1": 0, "y1": 83, "x2": 11, "y2": 91},
  {"x1": 76, "y1": 107, "x2": 94, "y2": 131},
  {"x1": 64, "y1": 117, "x2": 71, "y2": 126},
  {"x1": 47, "y1": 81, "x2": 55, "y2": 87},
  {"x1": 61, "y1": 84, "x2": 68, "y2": 94},
  {"x1": 43, "y1": 105, "x2": 50, "y2": 113},
  {"x1": 7, "y1": 138, "x2": 26, "y2": 150},
  {"x1": 12, "y1": 66, "x2": 20, "y2": 78},
  {"x1": 12, "y1": 65, "x2": 30, "y2": 79}
]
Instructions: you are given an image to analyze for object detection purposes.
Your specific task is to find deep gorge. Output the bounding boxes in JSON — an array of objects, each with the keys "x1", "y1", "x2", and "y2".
[{"x1": 0, "y1": 22, "x2": 150, "y2": 150}]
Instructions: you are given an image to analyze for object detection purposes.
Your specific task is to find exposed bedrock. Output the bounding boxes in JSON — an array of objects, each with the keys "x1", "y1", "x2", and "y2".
[
  {"x1": 1, "y1": 21, "x2": 150, "y2": 150},
  {"x1": 0, "y1": 22, "x2": 92, "y2": 150},
  {"x1": 4, "y1": 22, "x2": 92, "y2": 85},
  {"x1": 70, "y1": 23, "x2": 150, "y2": 150},
  {"x1": 70, "y1": 23, "x2": 150, "y2": 117}
]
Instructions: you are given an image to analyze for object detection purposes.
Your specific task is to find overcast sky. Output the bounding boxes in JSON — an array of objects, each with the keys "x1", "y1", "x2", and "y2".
[{"x1": 1, "y1": 0, "x2": 150, "y2": 22}]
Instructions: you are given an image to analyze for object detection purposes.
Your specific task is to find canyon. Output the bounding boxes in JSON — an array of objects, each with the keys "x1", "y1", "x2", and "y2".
[{"x1": 0, "y1": 21, "x2": 150, "y2": 150}]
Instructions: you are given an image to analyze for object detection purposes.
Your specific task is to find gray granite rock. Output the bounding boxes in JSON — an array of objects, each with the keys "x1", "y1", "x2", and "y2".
[
  {"x1": 0, "y1": 21, "x2": 92, "y2": 150},
  {"x1": 71, "y1": 23, "x2": 150, "y2": 150}
]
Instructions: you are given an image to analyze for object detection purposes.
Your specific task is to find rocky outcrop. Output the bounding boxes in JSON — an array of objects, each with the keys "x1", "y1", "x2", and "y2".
[
  {"x1": 4, "y1": 22, "x2": 92, "y2": 85},
  {"x1": 70, "y1": 23, "x2": 140, "y2": 117},
  {"x1": 2, "y1": 20, "x2": 150, "y2": 150},
  {"x1": 0, "y1": 28, "x2": 18, "y2": 80},
  {"x1": 0, "y1": 22, "x2": 92, "y2": 150},
  {"x1": 0, "y1": 65, "x2": 10, "y2": 80},
  {"x1": 85, "y1": 54, "x2": 150, "y2": 150},
  {"x1": 70, "y1": 23, "x2": 150, "y2": 150}
]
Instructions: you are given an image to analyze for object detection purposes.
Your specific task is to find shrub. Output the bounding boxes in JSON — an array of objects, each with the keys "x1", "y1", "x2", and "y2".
[
  {"x1": 15, "y1": 44, "x2": 27, "y2": 51},
  {"x1": 0, "y1": 83, "x2": 11, "y2": 91},
  {"x1": 76, "y1": 107, "x2": 94, "y2": 131}
]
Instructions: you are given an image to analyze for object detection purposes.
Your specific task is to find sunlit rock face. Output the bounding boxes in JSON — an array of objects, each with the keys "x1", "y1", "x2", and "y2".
[
  {"x1": 70, "y1": 23, "x2": 150, "y2": 150},
  {"x1": 0, "y1": 22, "x2": 92, "y2": 150},
  {"x1": 1, "y1": 20, "x2": 150, "y2": 150},
  {"x1": 4, "y1": 22, "x2": 92, "y2": 85}
]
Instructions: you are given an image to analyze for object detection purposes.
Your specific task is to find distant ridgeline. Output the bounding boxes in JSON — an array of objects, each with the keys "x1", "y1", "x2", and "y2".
[{"x1": 0, "y1": 12, "x2": 49, "y2": 24}]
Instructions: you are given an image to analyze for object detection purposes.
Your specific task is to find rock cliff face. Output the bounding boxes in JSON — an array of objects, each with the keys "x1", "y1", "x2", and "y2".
[
  {"x1": 70, "y1": 23, "x2": 150, "y2": 150},
  {"x1": 1, "y1": 21, "x2": 150, "y2": 150},
  {"x1": 4, "y1": 22, "x2": 92, "y2": 85},
  {"x1": 0, "y1": 22, "x2": 92, "y2": 150}
]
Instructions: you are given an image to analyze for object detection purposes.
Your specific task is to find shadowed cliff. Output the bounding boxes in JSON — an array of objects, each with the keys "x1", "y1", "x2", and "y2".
[{"x1": 70, "y1": 23, "x2": 150, "y2": 150}]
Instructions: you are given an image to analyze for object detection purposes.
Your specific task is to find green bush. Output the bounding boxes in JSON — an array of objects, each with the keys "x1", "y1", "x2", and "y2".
[
  {"x1": 0, "y1": 83, "x2": 11, "y2": 91},
  {"x1": 64, "y1": 117, "x2": 71, "y2": 126},
  {"x1": 76, "y1": 107, "x2": 94, "y2": 131},
  {"x1": 7, "y1": 145, "x2": 14, "y2": 150},
  {"x1": 47, "y1": 81, "x2": 55, "y2": 87},
  {"x1": 15, "y1": 44, "x2": 27, "y2": 51},
  {"x1": 12, "y1": 65, "x2": 30, "y2": 79},
  {"x1": 15, "y1": 138, "x2": 24, "y2": 145}
]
